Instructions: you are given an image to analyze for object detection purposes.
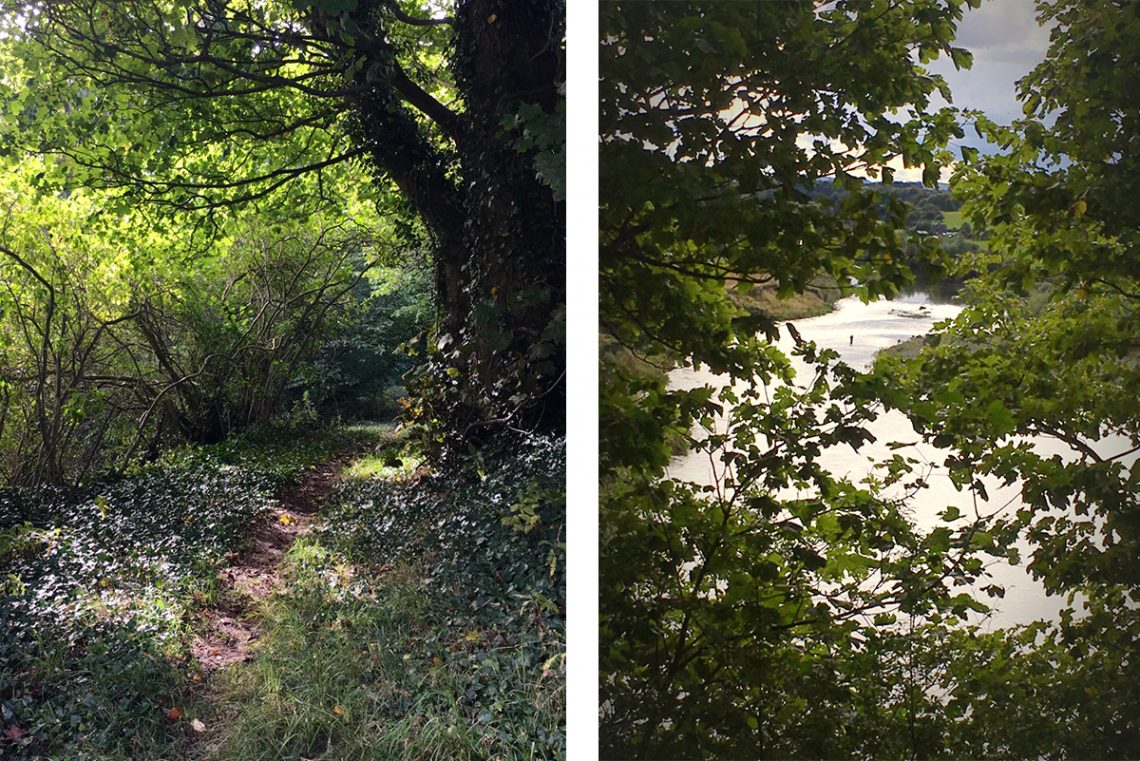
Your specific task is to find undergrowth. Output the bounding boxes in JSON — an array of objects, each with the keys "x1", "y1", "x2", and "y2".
[
  {"x1": 205, "y1": 432, "x2": 567, "y2": 760},
  {"x1": 0, "y1": 423, "x2": 382, "y2": 760},
  {"x1": 0, "y1": 424, "x2": 563, "y2": 759}
]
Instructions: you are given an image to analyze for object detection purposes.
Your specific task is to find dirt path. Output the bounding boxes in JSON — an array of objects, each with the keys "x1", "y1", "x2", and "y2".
[{"x1": 189, "y1": 457, "x2": 349, "y2": 674}]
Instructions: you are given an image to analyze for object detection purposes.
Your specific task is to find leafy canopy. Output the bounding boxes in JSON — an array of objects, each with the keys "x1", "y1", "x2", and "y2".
[
  {"x1": 871, "y1": 1, "x2": 1140, "y2": 755},
  {"x1": 598, "y1": 2, "x2": 998, "y2": 758}
]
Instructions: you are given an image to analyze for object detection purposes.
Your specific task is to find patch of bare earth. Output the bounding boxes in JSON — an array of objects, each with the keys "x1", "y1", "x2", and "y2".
[{"x1": 189, "y1": 458, "x2": 348, "y2": 674}]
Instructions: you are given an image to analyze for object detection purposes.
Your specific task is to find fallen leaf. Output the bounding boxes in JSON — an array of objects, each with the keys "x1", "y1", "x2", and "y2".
[
  {"x1": 190, "y1": 672, "x2": 203, "y2": 683},
  {"x1": 164, "y1": 706, "x2": 184, "y2": 721},
  {"x1": 331, "y1": 705, "x2": 344, "y2": 717},
  {"x1": 190, "y1": 718, "x2": 206, "y2": 733}
]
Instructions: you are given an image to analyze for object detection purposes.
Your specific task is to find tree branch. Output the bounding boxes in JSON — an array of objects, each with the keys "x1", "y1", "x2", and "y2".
[{"x1": 388, "y1": 5, "x2": 454, "y2": 27}]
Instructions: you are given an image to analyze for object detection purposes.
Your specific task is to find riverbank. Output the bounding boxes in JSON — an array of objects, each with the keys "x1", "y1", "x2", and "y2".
[
  {"x1": 877, "y1": 333, "x2": 927, "y2": 361},
  {"x1": 601, "y1": 277, "x2": 838, "y2": 385},
  {"x1": 727, "y1": 277, "x2": 838, "y2": 321}
]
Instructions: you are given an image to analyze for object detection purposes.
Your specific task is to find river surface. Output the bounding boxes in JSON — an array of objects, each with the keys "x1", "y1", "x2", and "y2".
[{"x1": 668, "y1": 293, "x2": 1132, "y2": 630}]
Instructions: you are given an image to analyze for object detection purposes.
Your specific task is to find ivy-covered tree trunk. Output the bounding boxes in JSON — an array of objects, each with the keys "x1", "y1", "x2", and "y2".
[
  {"x1": 338, "y1": 0, "x2": 565, "y2": 438},
  {"x1": 449, "y1": 0, "x2": 565, "y2": 435}
]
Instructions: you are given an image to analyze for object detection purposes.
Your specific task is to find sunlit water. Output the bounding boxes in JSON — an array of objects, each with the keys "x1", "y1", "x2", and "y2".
[{"x1": 668, "y1": 293, "x2": 1133, "y2": 630}]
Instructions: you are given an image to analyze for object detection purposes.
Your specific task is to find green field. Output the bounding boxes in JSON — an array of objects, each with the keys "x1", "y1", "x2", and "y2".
[{"x1": 943, "y1": 209, "x2": 965, "y2": 229}]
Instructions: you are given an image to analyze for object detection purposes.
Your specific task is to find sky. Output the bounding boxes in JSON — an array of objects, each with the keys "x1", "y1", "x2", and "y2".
[
  {"x1": 873, "y1": 0, "x2": 1052, "y2": 182},
  {"x1": 927, "y1": 0, "x2": 1053, "y2": 155}
]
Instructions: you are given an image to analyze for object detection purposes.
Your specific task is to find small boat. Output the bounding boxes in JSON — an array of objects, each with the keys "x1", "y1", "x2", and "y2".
[{"x1": 888, "y1": 305, "x2": 931, "y2": 319}]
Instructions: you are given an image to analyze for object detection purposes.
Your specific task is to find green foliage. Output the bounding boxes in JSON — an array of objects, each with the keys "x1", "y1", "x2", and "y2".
[
  {"x1": 811, "y1": 180, "x2": 982, "y2": 287},
  {"x1": 599, "y1": 0, "x2": 967, "y2": 473},
  {"x1": 599, "y1": 1, "x2": 983, "y2": 756},
  {"x1": 0, "y1": 0, "x2": 565, "y2": 753},
  {"x1": 223, "y1": 432, "x2": 567, "y2": 760},
  {"x1": 319, "y1": 433, "x2": 565, "y2": 628},
  {"x1": 504, "y1": 99, "x2": 567, "y2": 203},
  {"x1": 300, "y1": 260, "x2": 433, "y2": 421},
  {"x1": 0, "y1": 463, "x2": 266, "y2": 758},
  {"x1": 0, "y1": 0, "x2": 567, "y2": 441},
  {"x1": 0, "y1": 164, "x2": 398, "y2": 483},
  {"x1": 860, "y1": 0, "x2": 1140, "y2": 754},
  {"x1": 0, "y1": 426, "x2": 375, "y2": 759}
]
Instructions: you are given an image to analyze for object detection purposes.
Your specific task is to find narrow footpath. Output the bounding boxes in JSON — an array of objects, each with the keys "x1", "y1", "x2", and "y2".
[{"x1": 189, "y1": 458, "x2": 349, "y2": 675}]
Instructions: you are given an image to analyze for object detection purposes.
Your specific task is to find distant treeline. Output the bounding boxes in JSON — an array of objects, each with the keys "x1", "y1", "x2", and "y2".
[
  {"x1": 810, "y1": 179, "x2": 982, "y2": 291},
  {"x1": 811, "y1": 179, "x2": 966, "y2": 233}
]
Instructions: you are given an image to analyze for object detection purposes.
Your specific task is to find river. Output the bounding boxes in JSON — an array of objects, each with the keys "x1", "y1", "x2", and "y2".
[{"x1": 668, "y1": 293, "x2": 1132, "y2": 630}]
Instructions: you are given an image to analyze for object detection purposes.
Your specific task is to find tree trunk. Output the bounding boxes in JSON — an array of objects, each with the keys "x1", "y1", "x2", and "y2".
[
  {"x1": 334, "y1": 0, "x2": 565, "y2": 438},
  {"x1": 451, "y1": 0, "x2": 565, "y2": 433}
]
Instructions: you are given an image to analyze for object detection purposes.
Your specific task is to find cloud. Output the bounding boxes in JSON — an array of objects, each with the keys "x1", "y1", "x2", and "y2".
[
  {"x1": 950, "y1": 0, "x2": 1051, "y2": 53},
  {"x1": 923, "y1": 0, "x2": 1052, "y2": 155},
  {"x1": 929, "y1": 0, "x2": 1050, "y2": 118}
]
